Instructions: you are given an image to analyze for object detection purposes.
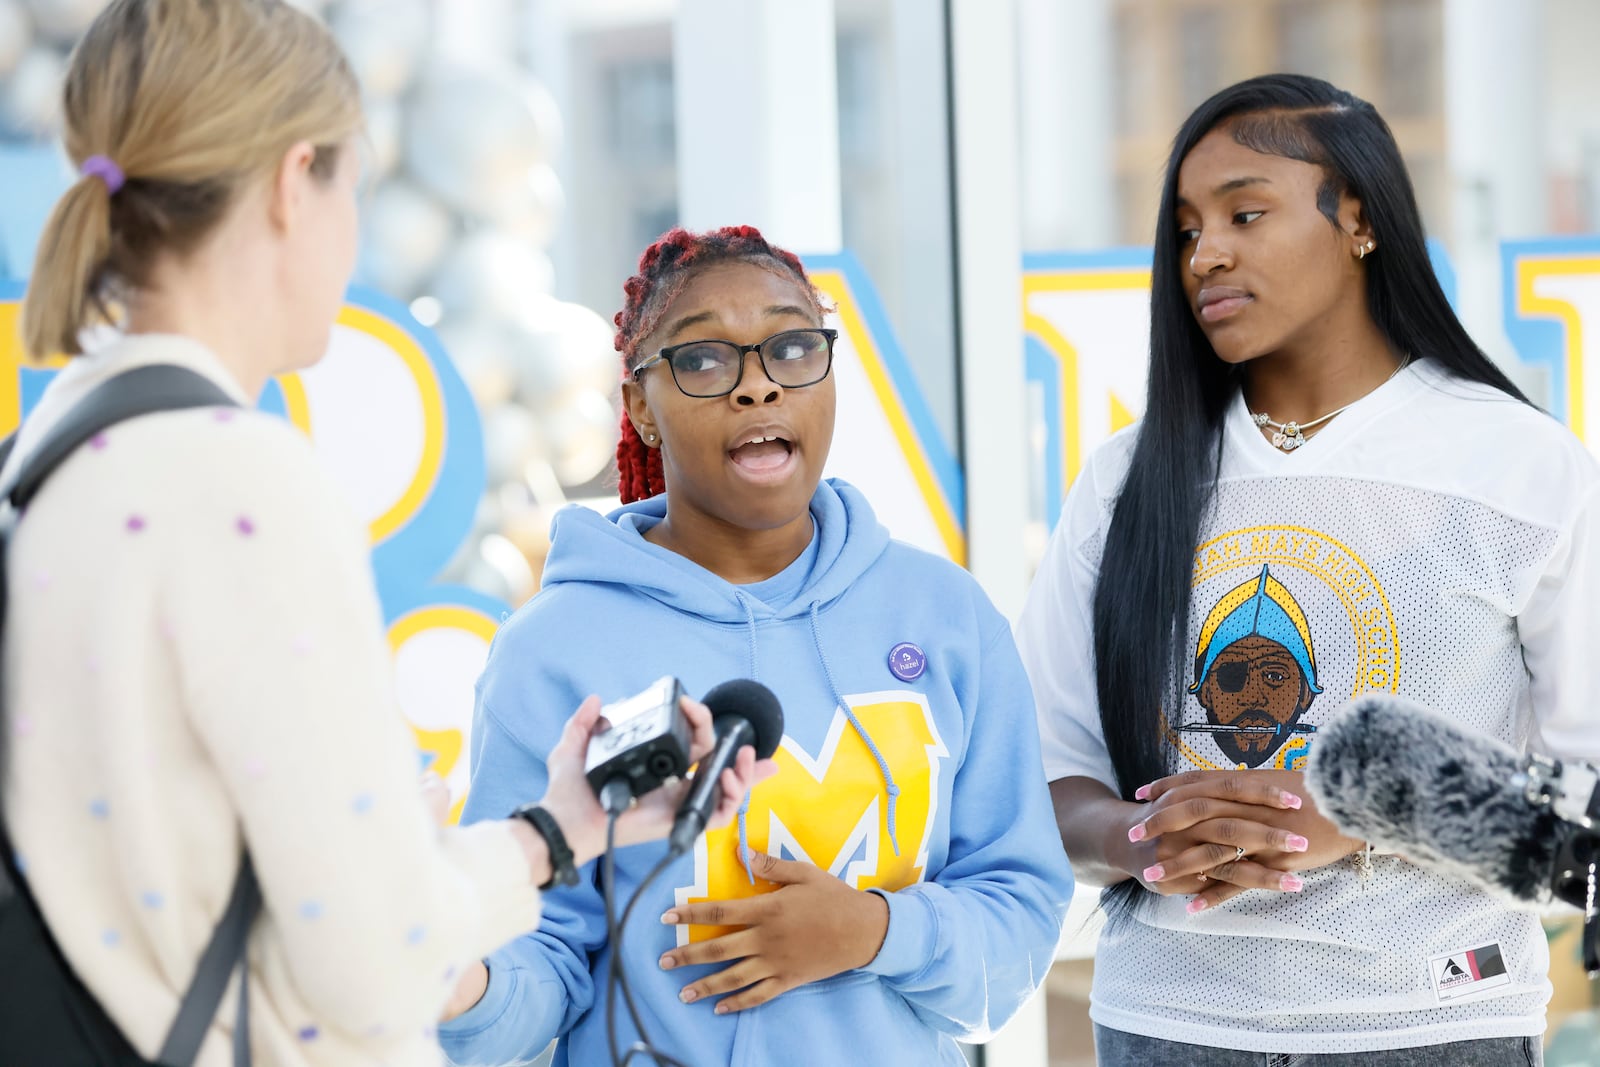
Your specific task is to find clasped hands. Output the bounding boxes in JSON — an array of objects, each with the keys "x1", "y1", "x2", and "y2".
[{"x1": 1120, "y1": 768, "x2": 1365, "y2": 913}]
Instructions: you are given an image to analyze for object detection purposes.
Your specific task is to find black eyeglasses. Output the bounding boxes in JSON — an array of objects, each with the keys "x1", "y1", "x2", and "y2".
[{"x1": 632, "y1": 328, "x2": 837, "y2": 398}]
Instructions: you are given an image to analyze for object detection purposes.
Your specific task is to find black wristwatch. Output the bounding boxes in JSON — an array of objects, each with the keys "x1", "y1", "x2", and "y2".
[{"x1": 512, "y1": 805, "x2": 580, "y2": 889}]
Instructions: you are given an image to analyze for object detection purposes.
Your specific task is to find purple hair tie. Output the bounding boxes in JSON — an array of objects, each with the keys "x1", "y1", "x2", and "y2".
[{"x1": 80, "y1": 155, "x2": 125, "y2": 195}]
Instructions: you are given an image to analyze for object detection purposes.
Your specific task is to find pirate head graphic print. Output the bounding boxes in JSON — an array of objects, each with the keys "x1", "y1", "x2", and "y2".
[
  {"x1": 1173, "y1": 525, "x2": 1401, "y2": 772},
  {"x1": 1187, "y1": 565, "x2": 1322, "y2": 767}
]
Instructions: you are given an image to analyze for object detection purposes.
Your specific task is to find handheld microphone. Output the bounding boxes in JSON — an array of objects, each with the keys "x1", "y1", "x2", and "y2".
[
  {"x1": 666, "y1": 680, "x2": 784, "y2": 857},
  {"x1": 1305, "y1": 695, "x2": 1599, "y2": 974}
]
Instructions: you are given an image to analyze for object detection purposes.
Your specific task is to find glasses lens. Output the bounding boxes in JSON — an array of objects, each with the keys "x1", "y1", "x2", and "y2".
[
  {"x1": 761, "y1": 330, "x2": 832, "y2": 387},
  {"x1": 667, "y1": 342, "x2": 741, "y2": 396}
]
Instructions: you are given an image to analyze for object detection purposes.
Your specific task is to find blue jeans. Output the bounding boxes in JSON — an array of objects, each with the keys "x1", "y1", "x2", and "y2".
[{"x1": 1093, "y1": 1026, "x2": 1543, "y2": 1066}]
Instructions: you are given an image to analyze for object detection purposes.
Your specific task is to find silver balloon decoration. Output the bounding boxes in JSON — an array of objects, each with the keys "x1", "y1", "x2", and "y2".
[
  {"x1": 444, "y1": 545, "x2": 523, "y2": 608},
  {"x1": 497, "y1": 502, "x2": 555, "y2": 590},
  {"x1": 532, "y1": 386, "x2": 620, "y2": 487},
  {"x1": 361, "y1": 178, "x2": 454, "y2": 299},
  {"x1": 521, "y1": 79, "x2": 564, "y2": 163},
  {"x1": 495, "y1": 162, "x2": 565, "y2": 250},
  {"x1": 482, "y1": 404, "x2": 547, "y2": 488},
  {"x1": 434, "y1": 317, "x2": 519, "y2": 412},
  {"x1": 21, "y1": 0, "x2": 104, "y2": 42},
  {"x1": 404, "y1": 66, "x2": 563, "y2": 224},
  {"x1": 465, "y1": 490, "x2": 506, "y2": 550},
  {"x1": 511, "y1": 298, "x2": 620, "y2": 407},
  {"x1": 363, "y1": 95, "x2": 403, "y2": 179},
  {"x1": 449, "y1": 297, "x2": 625, "y2": 490},
  {"x1": 0, "y1": 46, "x2": 65, "y2": 137},
  {"x1": 330, "y1": 0, "x2": 427, "y2": 100},
  {"x1": 0, "y1": 1, "x2": 33, "y2": 79},
  {"x1": 436, "y1": 295, "x2": 620, "y2": 491},
  {"x1": 476, "y1": 532, "x2": 536, "y2": 604},
  {"x1": 428, "y1": 229, "x2": 555, "y2": 323}
]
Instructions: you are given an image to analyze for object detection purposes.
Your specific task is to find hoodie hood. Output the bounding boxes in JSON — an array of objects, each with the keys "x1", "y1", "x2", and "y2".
[{"x1": 542, "y1": 477, "x2": 891, "y2": 622}]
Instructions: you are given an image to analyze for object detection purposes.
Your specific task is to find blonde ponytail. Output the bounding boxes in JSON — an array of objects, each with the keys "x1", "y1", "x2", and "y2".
[
  {"x1": 18, "y1": 0, "x2": 361, "y2": 361},
  {"x1": 21, "y1": 175, "x2": 117, "y2": 360}
]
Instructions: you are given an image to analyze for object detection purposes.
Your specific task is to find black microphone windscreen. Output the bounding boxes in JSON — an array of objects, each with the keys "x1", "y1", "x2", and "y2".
[
  {"x1": 702, "y1": 679, "x2": 785, "y2": 759},
  {"x1": 1305, "y1": 694, "x2": 1563, "y2": 903}
]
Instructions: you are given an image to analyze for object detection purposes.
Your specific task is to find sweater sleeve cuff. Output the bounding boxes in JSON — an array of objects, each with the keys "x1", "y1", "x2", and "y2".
[
  {"x1": 438, "y1": 949, "x2": 521, "y2": 1043},
  {"x1": 438, "y1": 820, "x2": 544, "y2": 959},
  {"x1": 860, "y1": 886, "x2": 937, "y2": 982}
]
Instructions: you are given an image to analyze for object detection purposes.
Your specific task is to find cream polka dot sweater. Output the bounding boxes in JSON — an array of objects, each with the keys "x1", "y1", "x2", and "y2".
[{"x1": 1, "y1": 334, "x2": 542, "y2": 1066}]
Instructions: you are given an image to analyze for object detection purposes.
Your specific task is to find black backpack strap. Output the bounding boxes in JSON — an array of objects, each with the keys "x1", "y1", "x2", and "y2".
[
  {"x1": 4, "y1": 363, "x2": 237, "y2": 511},
  {"x1": 158, "y1": 858, "x2": 260, "y2": 1067},
  {"x1": 0, "y1": 363, "x2": 258, "y2": 1067}
]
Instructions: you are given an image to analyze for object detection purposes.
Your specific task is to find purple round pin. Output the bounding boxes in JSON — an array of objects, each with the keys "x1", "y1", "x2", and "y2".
[{"x1": 888, "y1": 642, "x2": 926, "y2": 682}]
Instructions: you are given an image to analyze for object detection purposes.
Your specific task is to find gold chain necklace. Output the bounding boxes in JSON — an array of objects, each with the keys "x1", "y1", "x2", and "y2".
[{"x1": 1248, "y1": 356, "x2": 1411, "y2": 452}]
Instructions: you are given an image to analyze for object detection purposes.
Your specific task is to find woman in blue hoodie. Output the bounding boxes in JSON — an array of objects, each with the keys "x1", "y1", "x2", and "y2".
[{"x1": 437, "y1": 225, "x2": 1073, "y2": 1066}]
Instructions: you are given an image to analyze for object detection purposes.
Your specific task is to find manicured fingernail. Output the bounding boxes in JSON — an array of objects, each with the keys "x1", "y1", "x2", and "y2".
[
  {"x1": 679, "y1": 987, "x2": 698, "y2": 1003},
  {"x1": 661, "y1": 911, "x2": 680, "y2": 925},
  {"x1": 1281, "y1": 791, "x2": 1302, "y2": 809},
  {"x1": 1186, "y1": 898, "x2": 1208, "y2": 914},
  {"x1": 659, "y1": 955, "x2": 675, "y2": 970},
  {"x1": 1127, "y1": 823, "x2": 1147, "y2": 843},
  {"x1": 1286, "y1": 834, "x2": 1309, "y2": 852},
  {"x1": 1134, "y1": 784, "x2": 1152, "y2": 800},
  {"x1": 1280, "y1": 874, "x2": 1305, "y2": 892},
  {"x1": 1142, "y1": 864, "x2": 1165, "y2": 882},
  {"x1": 714, "y1": 1003, "x2": 731, "y2": 1015}
]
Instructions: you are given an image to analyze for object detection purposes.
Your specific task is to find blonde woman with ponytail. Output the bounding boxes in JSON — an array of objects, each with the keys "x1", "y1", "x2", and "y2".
[{"x1": 0, "y1": 2, "x2": 764, "y2": 1064}]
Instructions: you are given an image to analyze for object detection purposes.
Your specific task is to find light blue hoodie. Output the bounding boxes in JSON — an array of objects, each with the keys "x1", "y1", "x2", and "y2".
[{"x1": 439, "y1": 479, "x2": 1072, "y2": 1067}]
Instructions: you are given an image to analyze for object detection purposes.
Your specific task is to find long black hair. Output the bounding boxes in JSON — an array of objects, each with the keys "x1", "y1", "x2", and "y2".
[{"x1": 1091, "y1": 74, "x2": 1526, "y2": 919}]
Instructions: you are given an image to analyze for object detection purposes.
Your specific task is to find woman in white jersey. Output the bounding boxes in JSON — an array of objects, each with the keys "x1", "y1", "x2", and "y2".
[{"x1": 1018, "y1": 73, "x2": 1599, "y2": 1065}]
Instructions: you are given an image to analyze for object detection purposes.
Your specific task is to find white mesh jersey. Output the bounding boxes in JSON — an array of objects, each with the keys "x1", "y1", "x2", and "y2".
[{"x1": 1019, "y1": 359, "x2": 1600, "y2": 1053}]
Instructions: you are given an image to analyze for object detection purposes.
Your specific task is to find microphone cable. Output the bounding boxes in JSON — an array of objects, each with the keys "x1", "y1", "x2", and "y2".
[{"x1": 600, "y1": 806, "x2": 693, "y2": 1067}]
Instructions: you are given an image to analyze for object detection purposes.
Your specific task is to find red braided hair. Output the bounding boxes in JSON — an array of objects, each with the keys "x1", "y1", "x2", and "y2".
[{"x1": 613, "y1": 225, "x2": 827, "y2": 504}]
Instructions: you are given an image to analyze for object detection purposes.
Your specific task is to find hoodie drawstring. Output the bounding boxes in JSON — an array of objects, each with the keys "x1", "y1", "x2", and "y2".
[
  {"x1": 724, "y1": 593, "x2": 905, "y2": 880},
  {"x1": 735, "y1": 806, "x2": 754, "y2": 885},
  {"x1": 808, "y1": 602, "x2": 902, "y2": 856},
  {"x1": 734, "y1": 592, "x2": 760, "y2": 884},
  {"x1": 735, "y1": 591, "x2": 760, "y2": 681}
]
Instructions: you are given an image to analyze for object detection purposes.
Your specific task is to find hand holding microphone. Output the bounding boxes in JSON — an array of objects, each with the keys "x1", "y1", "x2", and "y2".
[
  {"x1": 441, "y1": 684, "x2": 779, "y2": 1025},
  {"x1": 536, "y1": 686, "x2": 778, "y2": 873}
]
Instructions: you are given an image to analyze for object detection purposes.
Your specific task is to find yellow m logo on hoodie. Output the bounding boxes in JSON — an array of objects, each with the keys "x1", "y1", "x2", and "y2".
[{"x1": 674, "y1": 691, "x2": 950, "y2": 943}]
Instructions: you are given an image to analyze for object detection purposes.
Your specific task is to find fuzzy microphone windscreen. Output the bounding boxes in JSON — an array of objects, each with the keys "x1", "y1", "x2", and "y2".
[{"x1": 1306, "y1": 694, "x2": 1563, "y2": 904}]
